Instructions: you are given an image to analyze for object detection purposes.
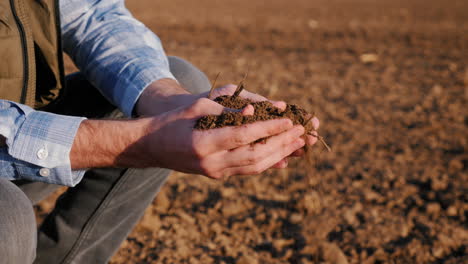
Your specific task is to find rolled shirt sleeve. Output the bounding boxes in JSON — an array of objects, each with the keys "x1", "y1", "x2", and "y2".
[
  {"x1": 60, "y1": 0, "x2": 176, "y2": 117},
  {"x1": 1, "y1": 0, "x2": 171, "y2": 186},
  {"x1": 0, "y1": 101, "x2": 86, "y2": 186}
]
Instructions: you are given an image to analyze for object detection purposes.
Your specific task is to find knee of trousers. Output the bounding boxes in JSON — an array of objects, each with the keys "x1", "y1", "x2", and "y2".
[
  {"x1": 168, "y1": 56, "x2": 211, "y2": 94},
  {"x1": 0, "y1": 179, "x2": 37, "y2": 263}
]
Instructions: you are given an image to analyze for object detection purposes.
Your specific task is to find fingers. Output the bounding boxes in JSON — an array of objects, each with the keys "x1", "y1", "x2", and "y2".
[
  {"x1": 193, "y1": 118, "x2": 294, "y2": 155},
  {"x1": 241, "y1": 104, "x2": 255, "y2": 116},
  {"x1": 289, "y1": 133, "x2": 318, "y2": 157},
  {"x1": 219, "y1": 125, "x2": 304, "y2": 167},
  {"x1": 210, "y1": 125, "x2": 304, "y2": 173},
  {"x1": 311, "y1": 117, "x2": 320, "y2": 130},
  {"x1": 306, "y1": 132, "x2": 319, "y2": 146},
  {"x1": 303, "y1": 116, "x2": 320, "y2": 146},
  {"x1": 291, "y1": 148, "x2": 305, "y2": 157},
  {"x1": 184, "y1": 98, "x2": 229, "y2": 118},
  {"x1": 188, "y1": 95, "x2": 322, "y2": 179},
  {"x1": 237, "y1": 90, "x2": 268, "y2": 102},
  {"x1": 271, "y1": 101, "x2": 287, "y2": 111},
  {"x1": 234, "y1": 89, "x2": 287, "y2": 111},
  {"x1": 272, "y1": 158, "x2": 288, "y2": 169},
  {"x1": 221, "y1": 132, "x2": 305, "y2": 176},
  {"x1": 196, "y1": 125, "x2": 304, "y2": 177},
  {"x1": 185, "y1": 98, "x2": 256, "y2": 118}
]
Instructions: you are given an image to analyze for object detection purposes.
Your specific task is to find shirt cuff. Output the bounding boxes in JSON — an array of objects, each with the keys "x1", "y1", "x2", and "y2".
[
  {"x1": 118, "y1": 67, "x2": 176, "y2": 117},
  {"x1": 0, "y1": 148, "x2": 86, "y2": 187},
  {"x1": 15, "y1": 163, "x2": 87, "y2": 187},
  {"x1": 7, "y1": 110, "x2": 86, "y2": 186}
]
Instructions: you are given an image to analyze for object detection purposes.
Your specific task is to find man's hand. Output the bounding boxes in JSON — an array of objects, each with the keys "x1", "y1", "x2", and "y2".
[
  {"x1": 134, "y1": 78, "x2": 197, "y2": 117},
  {"x1": 204, "y1": 84, "x2": 320, "y2": 164},
  {"x1": 132, "y1": 98, "x2": 306, "y2": 178},
  {"x1": 134, "y1": 79, "x2": 320, "y2": 168},
  {"x1": 71, "y1": 98, "x2": 306, "y2": 179}
]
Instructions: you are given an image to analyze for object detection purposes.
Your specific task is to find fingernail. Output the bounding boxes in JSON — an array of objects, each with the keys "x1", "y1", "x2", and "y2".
[
  {"x1": 273, "y1": 101, "x2": 287, "y2": 111},
  {"x1": 295, "y1": 138, "x2": 305, "y2": 148},
  {"x1": 312, "y1": 117, "x2": 320, "y2": 130},
  {"x1": 280, "y1": 159, "x2": 288, "y2": 168},
  {"x1": 241, "y1": 104, "x2": 255, "y2": 116},
  {"x1": 294, "y1": 125, "x2": 305, "y2": 135},
  {"x1": 283, "y1": 119, "x2": 293, "y2": 128}
]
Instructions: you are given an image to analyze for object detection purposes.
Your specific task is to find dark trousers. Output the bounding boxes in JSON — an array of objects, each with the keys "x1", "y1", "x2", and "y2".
[{"x1": 0, "y1": 57, "x2": 210, "y2": 264}]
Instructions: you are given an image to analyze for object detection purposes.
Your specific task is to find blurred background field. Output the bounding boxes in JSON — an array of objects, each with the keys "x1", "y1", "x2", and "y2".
[{"x1": 37, "y1": 0, "x2": 467, "y2": 263}]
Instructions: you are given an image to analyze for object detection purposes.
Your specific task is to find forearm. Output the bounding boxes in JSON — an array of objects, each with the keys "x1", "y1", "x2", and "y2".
[{"x1": 70, "y1": 118, "x2": 152, "y2": 169}]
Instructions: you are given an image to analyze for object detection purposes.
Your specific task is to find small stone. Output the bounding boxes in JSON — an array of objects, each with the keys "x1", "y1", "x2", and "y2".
[
  {"x1": 289, "y1": 213, "x2": 303, "y2": 224},
  {"x1": 302, "y1": 244, "x2": 319, "y2": 255},
  {"x1": 447, "y1": 205, "x2": 458, "y2": 216},
  {"x1": 179, "y1": 212, "x2": 196, "y2": 224},
  {"x1": 222, "y1": 201, "x2": 244, "y2": 217},
  {"x1": 210, "y1": 222, "x2": 223, "y2": 234},
  {"x1": 207, "y1": 242, "x2": 217, "y2": 250},
  {"x1": 283, "y1": 249, "x2": 294, "y2": 259},
  {"x1": 344, "y1": 209, "x2": 358, "y2": 225},
  {"x1": 139, "y1": 211, "x2": 160, "y2": 231},
  {"x1": 273, "y1": 193, "x2": 290, "y2": 202},
  {"x1": 154, "y1": 191, "x2": 171, "y2": 211},
  {"x1": 308, "y1": 19, "x2": 319, "y2": 29},
  {"x1": 364, "y1": 190, "x2": 381, "y2": 202},
  {"x1": 221, "y1": 188, "x2": 237, "y2": 198},
  {"x1": 426, "y1": 202, "x2": 441, "y2": 215},
  {"x1": 432, "y1": 247, "x2": 444, "y2": 258},
  {"x1": 431, "y1": 176, "x2": 448, "y2": 191},
  {"x1": 448, "y1": 62, "x2": 457, "y2": 71},
  {"x1": 400, "y1": 224, "x2": 409, "y2": 237},
  {"x1": 273, "y1": 239, "x2": 294, "y2": 250},
  {"x1": 360, "y1": 53, "x2": 378, "y2": 64},
  {"x1": 319, "y1": 242, "x2": 349, "y2": 264},
  {"x1": 431, "y1": 84, "x2": 443, "y2": 95},
  {"x1": 300, "y1": 191, "x2": 321, "y2": 214},
  {"x1": 449, "y1": 159, "x2": 463, "y2": 173},
  {"x1": 256, "y1": 212, "x2": 267, "y2": 221}
]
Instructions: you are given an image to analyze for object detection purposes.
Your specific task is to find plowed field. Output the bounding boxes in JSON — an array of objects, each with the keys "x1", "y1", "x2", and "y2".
[{"x1": 38, "y1": 0, "x2": 468, "y2": 263}]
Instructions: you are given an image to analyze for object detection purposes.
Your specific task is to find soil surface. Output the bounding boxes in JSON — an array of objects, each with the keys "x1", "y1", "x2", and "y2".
[{"x1": 35, "y1": 0, "x2": 467, "y2": 263}]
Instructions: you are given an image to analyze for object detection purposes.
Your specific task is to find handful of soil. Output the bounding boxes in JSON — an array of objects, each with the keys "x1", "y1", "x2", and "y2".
[
  {"x1": 194, "y1": 80, "x2": 330, "y2": 151},
  {"x1": 195, "y1": 96, "x2": 314, "y2": 131}
]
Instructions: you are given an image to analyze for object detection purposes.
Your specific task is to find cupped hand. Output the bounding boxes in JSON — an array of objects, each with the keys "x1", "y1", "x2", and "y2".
[
  {"x1": 136, "y1": 80, "x2": 321, "y2": 170},
  {"x1": 203, "y1": 84, "x2": 320, "y2": 165},
  {"x1": 139, "y1": 98, "x2": 306, "y2": 179}
]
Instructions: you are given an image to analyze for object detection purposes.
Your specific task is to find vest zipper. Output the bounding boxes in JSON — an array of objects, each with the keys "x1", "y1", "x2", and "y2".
[
  {"x1": 54, "y1": 0, "x2": 65, "y2": 94},
  {"x1": 9, "y1": 0, "x2": 29, "y2": 104}
]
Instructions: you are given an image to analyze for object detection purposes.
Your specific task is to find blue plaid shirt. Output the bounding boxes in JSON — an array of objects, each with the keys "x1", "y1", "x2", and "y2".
[{"x1": 0, "y1": 0, "x2": 175, "y2": 186}]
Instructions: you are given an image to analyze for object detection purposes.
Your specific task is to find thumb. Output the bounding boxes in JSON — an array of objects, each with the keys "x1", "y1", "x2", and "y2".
[
  {"x1": 190, "y1": 98, "x2": 255, "y2": 118},
  {"x1": 241, "y1": 104, "x2": 255, "y2": 116}
]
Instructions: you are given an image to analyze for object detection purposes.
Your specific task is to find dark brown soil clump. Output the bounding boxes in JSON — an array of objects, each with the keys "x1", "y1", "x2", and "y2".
[{"x1": 194, "y1": 95, "x2": 314, "y2": 132}]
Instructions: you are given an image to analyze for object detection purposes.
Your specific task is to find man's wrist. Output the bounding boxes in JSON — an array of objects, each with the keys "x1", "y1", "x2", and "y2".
[{"x1": 135, "y1": 78, "x2": 200, "y2": 116}]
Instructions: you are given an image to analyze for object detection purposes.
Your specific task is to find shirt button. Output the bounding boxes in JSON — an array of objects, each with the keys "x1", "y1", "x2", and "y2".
[
  {"x1": 37, "y1": 148, "x2": 48, "y2": 160},
  {"x1": 39, "y1": 168, "x2": 50, "y2": 177}
]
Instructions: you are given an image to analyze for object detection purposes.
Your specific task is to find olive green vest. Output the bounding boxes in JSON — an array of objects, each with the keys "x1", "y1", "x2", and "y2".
[{"x1": 0, "y1": 0, "x2": 64, "y2": 109}]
